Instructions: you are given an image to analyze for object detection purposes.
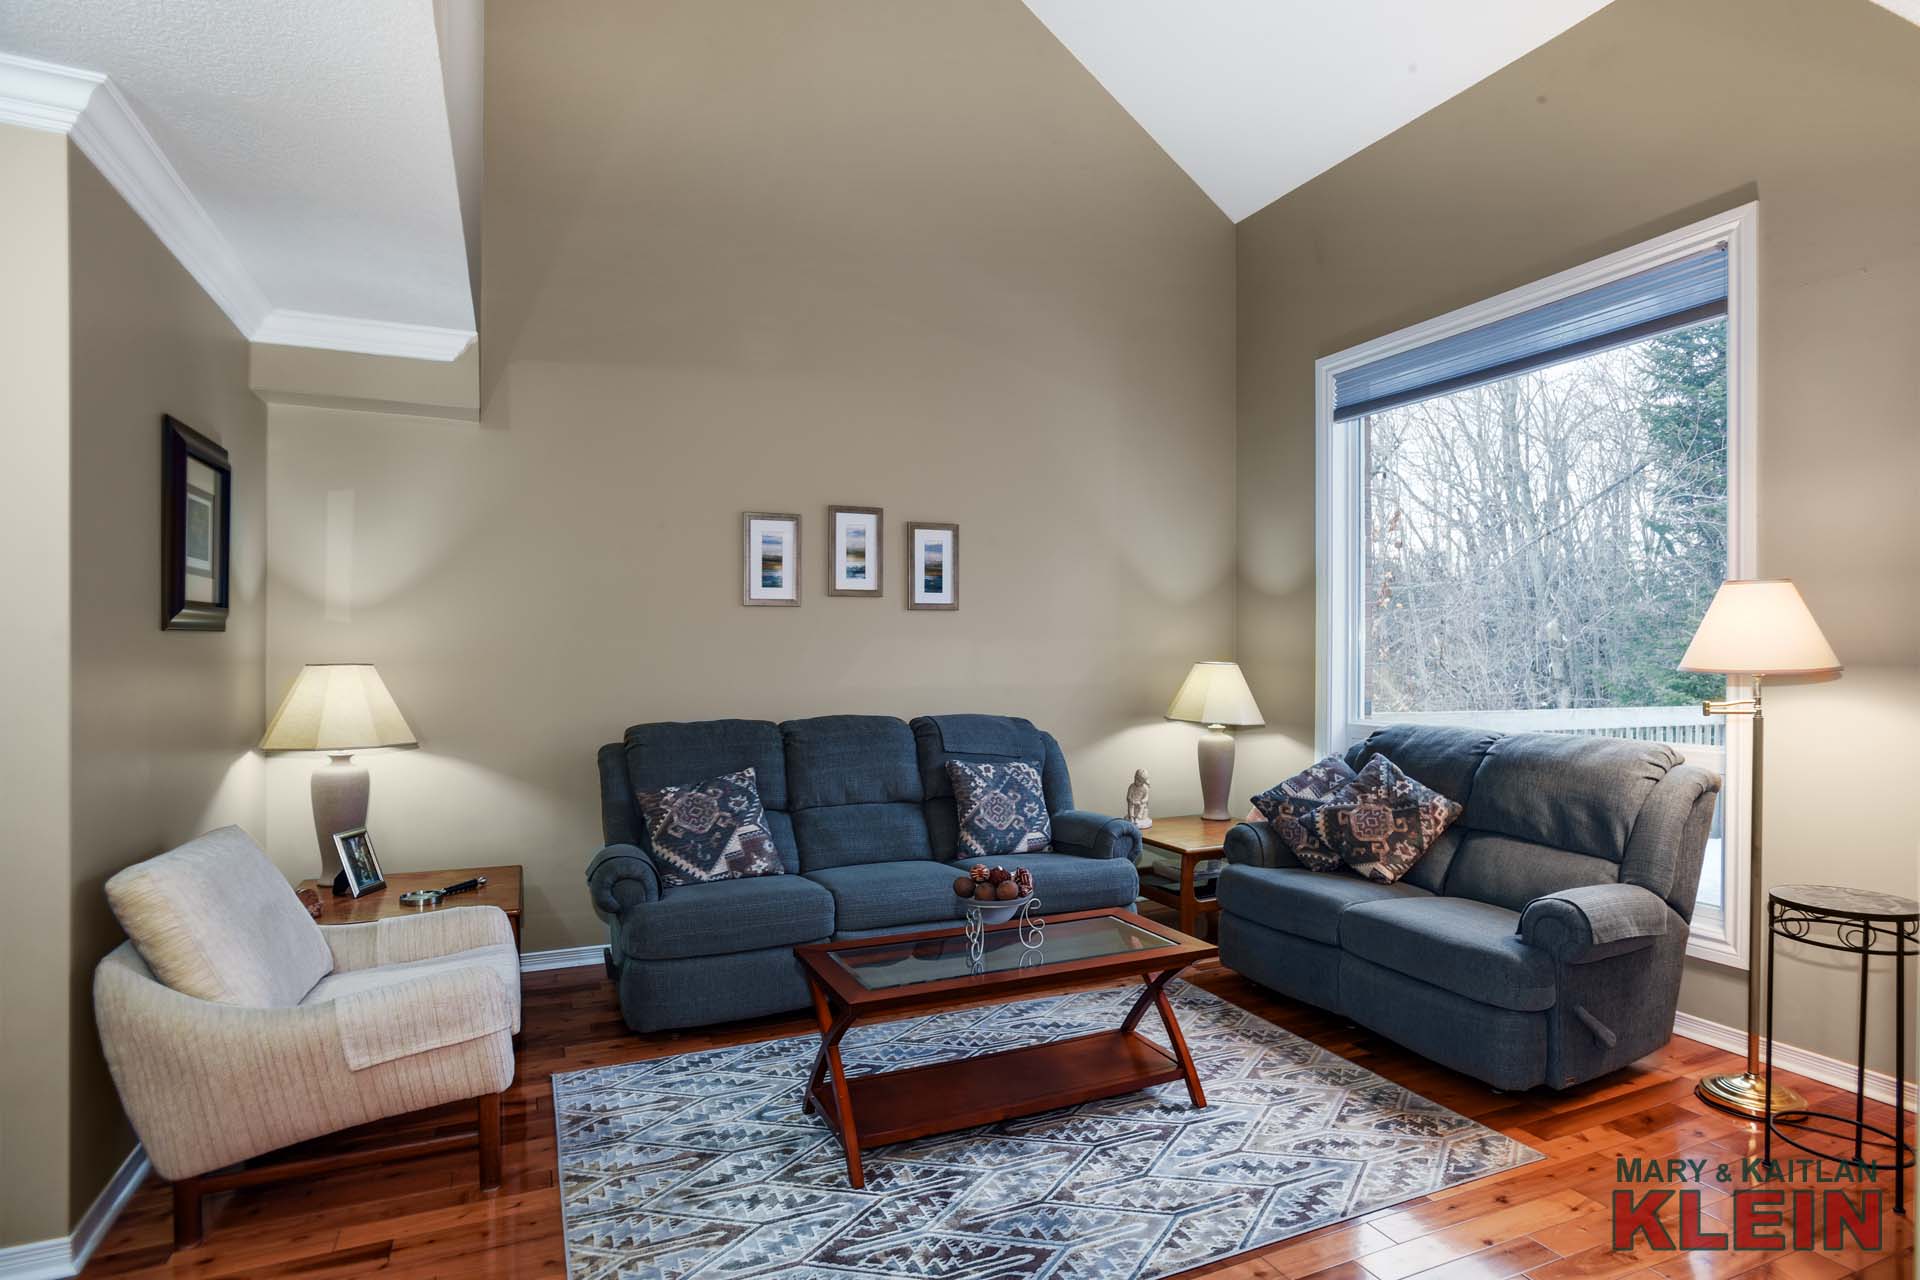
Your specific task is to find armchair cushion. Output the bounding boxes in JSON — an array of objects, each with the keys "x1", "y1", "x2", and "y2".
[
  {"x1": 618, "y1": 874, "x2": 834, "y2": 960},
  {"x1": 1049, "y1": 809, "x2": 1140, "y2": 861},
  {"x1": 1518, "y1": 882, "x2": 1669, "y2": 963},
  {"x1": 105, "y1": 825, "x2": 334, "y2": 1009},
  {"x1": 321, "y1": 904, "x2": 517, "y2": 971}
]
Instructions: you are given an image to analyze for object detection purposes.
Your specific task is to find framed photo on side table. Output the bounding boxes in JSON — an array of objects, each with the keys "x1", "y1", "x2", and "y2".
[
  {"x1": 332, "y1": 827, "x2": 387, "y2": 898},
  {"x1": 161, "y1": 415, "x2": 232, "y2": 631},
  {"x1": 827, "y1": 505, "x2": 884, "y2": 597},
  {"x1": 906, "y1": 522, "x2": 958, "y2": 611},
  {"x1": 742, "y1": 512, "x2": 801, "y2": 606}
]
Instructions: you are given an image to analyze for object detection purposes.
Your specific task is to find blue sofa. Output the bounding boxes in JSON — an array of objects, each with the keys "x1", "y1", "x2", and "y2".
[
  {"x1": 587, "y1": 714, "x2": 1142, "y2": 1032},
  {"x1": 1218, "y1": 725, "x2": 1718, "y2": 1091}
]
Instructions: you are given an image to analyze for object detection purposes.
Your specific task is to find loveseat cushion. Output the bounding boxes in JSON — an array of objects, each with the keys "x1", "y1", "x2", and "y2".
[
  {"x1": 805, "y1": 862, "x2": 969, "y2": 932},
  {"x1": 1339, "y1": 897, "x2": 1556, "y2": 1012},
  {"x1": 618, "y1": 875, "x2": 834, "y2": 961},
  {"x1": 1217, "y1": 864, "x2": 1430, "y2": 945},
  {"x1": 1468, "y1": 734, "x2": 1680, "y2": 862},
  {"x1": 994, "y1": 852, "x2": 1139, "y2": 914},
  {"x1": 106, "y1": 825, "x2": 335, "y2": 1009}
]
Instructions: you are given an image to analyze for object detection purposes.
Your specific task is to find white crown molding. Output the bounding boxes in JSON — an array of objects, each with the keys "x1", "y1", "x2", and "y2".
[
  {"x1": 254, "y1": 309, "x2": 476, "y2": 362},
  {"x1": 0, "y1": 51, "x2": 474, "y2": 363},
  {"x1": 0, "y1": 1144, "x2": 148, "y2": 1280}
]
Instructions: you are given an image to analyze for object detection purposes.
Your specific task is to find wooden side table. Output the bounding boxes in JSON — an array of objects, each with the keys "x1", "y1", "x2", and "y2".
[
  {"x1": 295, "y1": 864, "x2": 525, "y2": 949},
  {"x1": 1137, "y1": 816, "x2": 1238, "y2": 939}
]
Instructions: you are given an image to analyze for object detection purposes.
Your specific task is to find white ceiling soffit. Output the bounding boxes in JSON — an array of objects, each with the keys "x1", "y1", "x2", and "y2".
[
  {"x1": 0, "y1": 3, "x2": 477, "y2": 361},
  {"x1": 1022, "y1": 0, "x2": 1616, "y2": 223}
]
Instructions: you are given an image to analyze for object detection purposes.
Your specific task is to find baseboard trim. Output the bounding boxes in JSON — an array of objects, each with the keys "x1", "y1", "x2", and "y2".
[
  {"x1": 0, "y1": 1145, "x2": 148, "y2": 1279},
  {"x1": 521, "y1": 944, "x2": 605, "y2": 973},
  {"x1": 1672, "y1": 1011, "x2": 1917, "y2": 1110}
]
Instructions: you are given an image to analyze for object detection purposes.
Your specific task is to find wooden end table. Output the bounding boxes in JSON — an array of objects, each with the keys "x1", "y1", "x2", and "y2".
[
  {"x1": 294, "y1": 864, "x2": 525, "y2": 949},
  {"x1": 795, "y1": 908, "x2": 1216, "y2": 1189},
  {"x1": 1137, "y1": 815, "x2": 1237, "y2": 938}
]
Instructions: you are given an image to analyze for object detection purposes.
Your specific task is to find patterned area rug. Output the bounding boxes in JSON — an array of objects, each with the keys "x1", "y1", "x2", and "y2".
[{"x1": 553, "y1": 982, "x2": 1539, "y2": 1279}]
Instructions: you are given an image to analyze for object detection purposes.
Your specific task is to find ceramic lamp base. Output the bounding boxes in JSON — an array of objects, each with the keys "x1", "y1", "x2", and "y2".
[
  {"x1": 311, "y1": 754, "x2": 370, "y2": 882},
  {"x1": 1197, "y1": 727, "x2": 1234, "y2": 821}
]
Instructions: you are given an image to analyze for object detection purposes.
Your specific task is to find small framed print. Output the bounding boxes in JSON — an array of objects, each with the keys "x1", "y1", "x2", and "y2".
[
  {"x1": 827, "y1": 505, "x2": 884, "y2": 597},
  {"x1": 161, "y1": 415, "x2": 232, "y2": 631},
  {"x1": 743, "y1": 511, "x2": 801, "y2": 606},
  {"x1": 906, "y1": 522, "x2": 958, "y2": 610},
  {"x1": 331, "y1": 827, "x2": 387, "y2": 898}
]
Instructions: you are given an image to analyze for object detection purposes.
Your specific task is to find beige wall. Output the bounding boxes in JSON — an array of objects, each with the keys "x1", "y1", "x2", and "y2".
[
  {"x1": 63, "y1": 150, "x2": 268, "y2": 1221},
  {"x1": 1234, "y1": 0, "x2": 1920, "y2": 1070},
  {"x1": 0, "y1": 135, "x2": 264, "y2": 1247},
  {"x1": 0, "y1": 125, "x2": 75, "y2": 1250},
  {"x1": 262, "y1": 0, "x2": 1237, "y2": 950}
]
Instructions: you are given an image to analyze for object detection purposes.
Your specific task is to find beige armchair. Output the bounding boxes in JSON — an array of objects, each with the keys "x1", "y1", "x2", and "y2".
[{"x1": 93, "y1": 826, "x2": 520, "y2": 1248}]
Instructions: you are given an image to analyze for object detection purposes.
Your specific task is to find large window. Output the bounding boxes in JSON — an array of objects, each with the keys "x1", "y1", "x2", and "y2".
[{"x1": 1316, "y1": 206, "x2": 1756, "y2": 966}]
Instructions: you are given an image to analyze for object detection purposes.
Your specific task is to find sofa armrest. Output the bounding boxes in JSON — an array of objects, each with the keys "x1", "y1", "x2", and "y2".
[
  {"x1": 1223, "y1": 820, "x2": 1298, "y2": 870},
  {"x1": 1519, "y1": 882, "x2": 1670, "y2": 963},
  {"x1": 1050, "y1": 810, "x2": 1140, "y2": 860},
  {"x1": 587, "y1": 843, "x2": 662, "y2": 919}
]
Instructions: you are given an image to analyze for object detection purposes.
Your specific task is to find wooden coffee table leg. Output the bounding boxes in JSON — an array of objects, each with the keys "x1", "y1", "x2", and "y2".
[
  {"x1": 802, "y1": 974, "x2": 865, "y2": 1188},
  {"x1": 1120, "y1": 968, "x2": 1180, "y2": 1035},
  {"x1": 1154, "y1": 982, "x2": 1207, "y2": 1108}
]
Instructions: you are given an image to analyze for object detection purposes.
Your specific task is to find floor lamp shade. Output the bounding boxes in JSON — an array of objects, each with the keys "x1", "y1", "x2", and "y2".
[
  {"x1": 1678, "y1": 580, "x2": 1839, "y2": 1118},
  {"x1": 261, "y1": 665, "x2": 418, "y2": 881},
  {"x1": 1166, "y1": 662, "x2": 1264, "y2": 822}
]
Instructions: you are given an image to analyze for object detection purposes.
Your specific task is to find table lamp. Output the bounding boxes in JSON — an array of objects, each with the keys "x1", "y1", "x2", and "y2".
[
  {"x1": 1166, "y1": 660, "x2": 1265, "y2": 821},
  {"x1": 1679, "y1": 579, "x2": 1841, "y2": 1118},
  {"x1": 260, "y1": 664, "x2": 418, "y2": 881}
]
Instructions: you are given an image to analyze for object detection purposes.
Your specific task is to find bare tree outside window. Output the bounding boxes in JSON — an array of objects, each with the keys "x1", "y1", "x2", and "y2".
[{"x1": 1360, "y1": 317, "x2": 1730, "y2": 901}]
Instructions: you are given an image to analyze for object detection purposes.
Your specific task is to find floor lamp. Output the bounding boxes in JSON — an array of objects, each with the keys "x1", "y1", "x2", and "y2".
[{"x1": 1680, "y1": 580, "x2": 1842, "y2": 1118}]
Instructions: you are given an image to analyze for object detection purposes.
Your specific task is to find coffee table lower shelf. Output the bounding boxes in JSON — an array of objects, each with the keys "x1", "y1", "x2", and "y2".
[{"x1": 807, "y1": 1029, "x2": 1184, "y2": 1150}]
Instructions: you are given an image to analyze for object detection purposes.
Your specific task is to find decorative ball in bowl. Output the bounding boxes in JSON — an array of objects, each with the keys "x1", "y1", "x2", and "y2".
[{"x1": 952, "y1": 864, "x2": 1035, "y2": 922}]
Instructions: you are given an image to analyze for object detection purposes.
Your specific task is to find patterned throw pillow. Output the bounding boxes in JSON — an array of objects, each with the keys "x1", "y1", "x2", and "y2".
[
  {"x1": 635, "y1": 767, "x2": 785, "y2": 889},
  {"x1": 1250, "y1": 755, "x2": 1358, "y2": 872},
  {"x1": 1313, "y1": 755, "x2": 1463, "y2": 884},
  {"x1": 946, "y1": 760, "x2": 1052, "y2": 860}
]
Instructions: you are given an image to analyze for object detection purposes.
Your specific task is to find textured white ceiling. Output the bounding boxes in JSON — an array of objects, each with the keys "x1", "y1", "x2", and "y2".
[
  {"x1": 0, "y1": 0, "x2": 474, "y2": 336},
  {"x1": 1022, "y1": 0, "x2": 1615, "y2": 222}
]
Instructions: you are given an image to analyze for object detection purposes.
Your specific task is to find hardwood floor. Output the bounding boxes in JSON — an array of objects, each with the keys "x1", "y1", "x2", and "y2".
[{"x1": 80, "y1": 919, "x2": 1913, "y2": 1279}]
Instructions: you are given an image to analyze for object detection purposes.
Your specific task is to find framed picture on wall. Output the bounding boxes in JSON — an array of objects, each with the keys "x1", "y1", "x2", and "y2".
[
  {"x1": 161, "y1": 415, "x2": 231, "y2": 631},
  {"x1": 827, "y1": 505, "x2": 884, "y2": 597},
  {"x1": 743, "y1": 511, "x2": 801, "y2": 606},
  {"x1": 906, "y1": 521, "x2": 958, "y2": 611}
]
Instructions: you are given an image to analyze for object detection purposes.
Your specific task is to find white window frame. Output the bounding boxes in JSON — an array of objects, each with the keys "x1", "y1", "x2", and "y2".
[{"x1": 1313, "y1": 202, "x2": 1758, "y2": 970}]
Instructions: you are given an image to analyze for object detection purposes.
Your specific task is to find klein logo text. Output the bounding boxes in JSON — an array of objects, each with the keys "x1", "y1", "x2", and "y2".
[{"x1": 1611, "y1": 1188, "x2": 1881, "y2": 1251}]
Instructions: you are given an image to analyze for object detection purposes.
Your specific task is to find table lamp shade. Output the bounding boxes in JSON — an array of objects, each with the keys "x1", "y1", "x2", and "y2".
[
  {"x1": 1166, "y1": 661, "x2": 1265, "y2": 728},
  {"x1": 260, "y1": 664, "x2": 417, "y2": 752},
  {"x1": 1677, "y1": 580, "x2": 1841, "y2": 677}
]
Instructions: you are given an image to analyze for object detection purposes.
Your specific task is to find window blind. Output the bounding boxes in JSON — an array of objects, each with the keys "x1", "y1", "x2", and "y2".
[{"x1": 1332, "y1": 246, "x2": 1728, "y2": 421}]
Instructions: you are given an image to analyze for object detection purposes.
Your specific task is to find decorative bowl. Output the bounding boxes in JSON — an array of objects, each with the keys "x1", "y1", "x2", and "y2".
[{"x1": 960, "y1": 893, "x2": 1032, "y2": 924}]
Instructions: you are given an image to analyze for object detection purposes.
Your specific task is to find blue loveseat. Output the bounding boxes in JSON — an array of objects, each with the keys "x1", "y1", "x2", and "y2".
[
  {"x1": 1219, "y1": 725, "x2": 1719, "y2": 1092},
  {"x1": 587, "y1": 714, "x2": 1142, "y2": 1032}
]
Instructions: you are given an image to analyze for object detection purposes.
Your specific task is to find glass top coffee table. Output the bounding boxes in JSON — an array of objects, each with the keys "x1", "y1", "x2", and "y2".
[{"x1": 794, "y1": 909, "x2": 1217, "y2": 1189}]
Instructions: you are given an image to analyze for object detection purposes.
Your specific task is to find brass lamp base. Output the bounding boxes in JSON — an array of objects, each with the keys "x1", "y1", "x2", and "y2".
[{"x1": 1696, "y1": 1070, "x2": 1807, "y2": 1119}]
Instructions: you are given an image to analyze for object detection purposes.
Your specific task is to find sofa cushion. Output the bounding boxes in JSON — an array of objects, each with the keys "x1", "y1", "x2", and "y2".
[
  {"x1": 948, "y1": 760, "x2": 1052, "y2": 859},
  {"x1": 782, "y1": 716, "x2": 933, "y2": 871},
  {"x1": 1339, "y1": 897, "x2": 1556, "y2": 1012},
  {"x1": 995, "y1": 852, "x2": 1138, "y2": 914},
  {"x1": 624, "y1": 720, "x2": 797, "y2": 871},
  {"x1": 635, "y1": 768, "x2": 786, "y2": 888},
  {"x1": 1468, "y1": 733, "x2": 1680, "y2": 862},
  {"x1": 1217, "y1": 864, "x2": 1431, "y2": 946},
  {"x1": 618, "y1": 875, "x2": 834, "y2": 961},
  {"x1": 1314, "y1": 755, "x2": 1462, "y2": 884},
  {"x1": 805, "y1": 862, "x2": 970, "y2": 932},
  {"x1": 1444, "y1": 832, "x2": 1620, "y2": 914},
  {"x1": 1250, "y1": 755, "x2": 1355, "y2": 872},
  {"x1": 912, "y1": 715, "x2": 1073, "y2": 858},
  {"x1": 106, "y1": 825, "x2": 334, "y2": 1008}
]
